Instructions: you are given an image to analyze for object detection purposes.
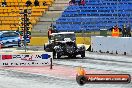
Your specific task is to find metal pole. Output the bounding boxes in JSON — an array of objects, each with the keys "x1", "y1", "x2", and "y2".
[
  {"x1": 50, "y1": 57, "x2": 53, "y2": 69},
  {"x1": 24, "y1": 9, "x2": 27, "y2": 52},
  {"x1": 53, "y1": 35, "x2": 55, "y2": 59}
]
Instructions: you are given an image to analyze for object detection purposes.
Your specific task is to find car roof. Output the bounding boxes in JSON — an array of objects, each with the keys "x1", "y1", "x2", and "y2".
[
  {"x1": 51, "y1": 32, "x2": 75, "y2": 36},
  {"x1": 0, "y1": 31, "x2": 17, "y2": 35}
]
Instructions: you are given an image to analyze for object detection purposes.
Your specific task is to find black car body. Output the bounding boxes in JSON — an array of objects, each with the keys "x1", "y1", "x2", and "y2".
[{"x1": 44, "y1": 32, "x2": 85, "y2": 58}]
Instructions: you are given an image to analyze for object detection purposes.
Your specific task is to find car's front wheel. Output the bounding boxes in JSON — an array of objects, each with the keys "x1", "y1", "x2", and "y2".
[
  {"x1": 18, "y1": 41, "x2": 24, "y2": 47},
  {"x1": 44, "y1": 44, "x2": 46, "y2": 50}
]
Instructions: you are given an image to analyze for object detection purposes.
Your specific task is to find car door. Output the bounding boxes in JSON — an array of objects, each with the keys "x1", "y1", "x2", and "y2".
[
  {"x1": 8, "y1": 32, "x2": 20, "y2": 45},
  {"x1": 1, "y1": 32, "x2": 19, "y2": 46},
  {"x1": 1, "y1": 32, "x2": 10, "y2": 46}
]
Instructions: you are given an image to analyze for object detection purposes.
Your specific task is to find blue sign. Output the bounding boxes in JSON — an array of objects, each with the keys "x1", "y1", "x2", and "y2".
[{"x1": 41, "y1": 54, "x2": 49, "y2": 59}]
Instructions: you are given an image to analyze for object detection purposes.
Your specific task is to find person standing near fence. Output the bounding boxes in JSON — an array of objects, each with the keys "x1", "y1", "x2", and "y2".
[
  {"x1": 26, "y1": 0, "x2": 32, "y2": 7},
  {"x1": 81, "y1": 0, "x2": 85, "y2": 6},
  {"x1": 69, "y1": 0, "x2": 76, "y2": 5},
  {"x1": 112, "y1": 25, "x2": 120, "y2": 37},
  {"x1": 34, "y1": 0, "x2": 39, "y2": 6},
  {"x1": 127, "y1": 24, "x2": 131, "y2": 37},
  {"x1": 48, "y1": 27, "x2": 55, "y2": 40},
  {"x1": 122, "y1": 24, "x2": 127, "y2": 37},
  {"x1": 1, "y1": 0, "x2": 7, "y2": 7}
]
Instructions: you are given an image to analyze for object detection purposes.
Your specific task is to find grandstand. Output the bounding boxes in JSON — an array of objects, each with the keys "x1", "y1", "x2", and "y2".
[
  {"x1": 33, "y1": 0, "x2": 69, "y2": 34},
  {"x1": 54, "y1": 0, "x2": 132, "y2": 32},
  {"x1": 0, "y1": 0, "x2": 54, "y2": 31},
  {"x1": 0, "y1": 0, "x2": 131, "y2": 34}
]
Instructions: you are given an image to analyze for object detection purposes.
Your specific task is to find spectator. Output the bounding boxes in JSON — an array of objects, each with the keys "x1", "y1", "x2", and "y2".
[
  {"x1": 69, "y1": 1, "x2": 72, "y2": 5},
  {"x1": 43, "y1": 1, "x2": 46, "y2": 6},
  {"x1": 1, "y1": 0, "x2": 7, "y2": 7},
  {"x1": 122, "y1": 24, "x2": 127, "y2": 37},
  {"x1": 48, "y1": 27, "x2": 55, "y2": 40},
  {"x1": 34, "y1": 0, "x2": 39, "y2": 6},
  {"x1": 69, "y1": 0, "x2": 76, "y2": 5},
  {"x1": 26, "y1": 0, "x2": 32, "y2": 7},
  {"x1": 78, "y1": 0, "x2": 85, "y2": 5},
  {"x1": 127, "y1": 24, "x2": 131, "y2": 37},
  {"x1": 112, "y1": 25, "x2": 120, "y2": 37},
  {"x1": 80, "y1": 0, "x2": 85, "y2": 5}
]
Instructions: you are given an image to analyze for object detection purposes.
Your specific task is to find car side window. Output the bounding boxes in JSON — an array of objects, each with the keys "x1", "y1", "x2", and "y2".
[
  {"x1": 9, "y1": 32, "x2": 19, "y2": 37},
  {"x1": 2, "y1": 32, "x2": 19, "y2": 38},
  {"x1": 2, "y1": 33, "x2": 10, "y2": 37}
]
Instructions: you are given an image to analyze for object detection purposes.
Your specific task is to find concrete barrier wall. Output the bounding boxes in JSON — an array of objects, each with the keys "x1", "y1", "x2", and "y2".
[
  {"x1": 29, "y1": 37, "x2": 91, "y2": 46},
  {"x1": 91, "y1": 36, "x2": 132, "y2": 55}
]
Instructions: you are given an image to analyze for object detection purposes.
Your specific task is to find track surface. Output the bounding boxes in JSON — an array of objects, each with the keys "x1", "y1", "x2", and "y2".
[{"x1": 0, "y1": 47, "x2": 132, "y2": 88}]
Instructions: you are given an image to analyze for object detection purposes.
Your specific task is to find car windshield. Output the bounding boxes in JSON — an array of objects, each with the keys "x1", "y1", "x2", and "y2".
[{"x1": 54, "y1": 34, "x2": 75, "y2": 41}]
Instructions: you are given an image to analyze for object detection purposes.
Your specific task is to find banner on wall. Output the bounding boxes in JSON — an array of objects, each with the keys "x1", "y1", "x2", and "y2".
[{"x1": 0, "y1": 52, "x2": 52, "y2": 66}]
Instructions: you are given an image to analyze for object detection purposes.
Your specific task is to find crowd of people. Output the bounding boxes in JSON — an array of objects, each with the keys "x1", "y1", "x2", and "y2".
[
  {"x1": 1, "y1": 0, "x2": 47, "y2": 7},
  {"x1": 69, "y1": 0, "x2": 85, "y2": 6},
  {"x1": 26, "y1": 0, "x2": 47, "y2": 7},
  {"x1": 110, "y1": 24, "x2": 131, "y2": 37}
]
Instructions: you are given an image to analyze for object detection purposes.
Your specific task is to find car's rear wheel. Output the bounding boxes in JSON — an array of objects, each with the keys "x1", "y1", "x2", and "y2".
[
  {"x1": 81, "y1": 51, "x2": 85, "y2": 58},
  {"x1": 57, "y1": 53, "x2": 61, "y2": 59}
]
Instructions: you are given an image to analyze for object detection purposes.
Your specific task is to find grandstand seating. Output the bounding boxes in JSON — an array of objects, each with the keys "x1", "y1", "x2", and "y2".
[
  {"x1": 54, "y1": 0, "x2": 132, "y2": 32},
  {"x1": 0, "y1": 0, "x2": 54, "y2": 30}
]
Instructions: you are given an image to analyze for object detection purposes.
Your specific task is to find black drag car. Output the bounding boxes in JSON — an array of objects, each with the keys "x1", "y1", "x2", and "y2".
[{"x1": 44, "y1": 32, "x2": 85, "y2": 59}]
